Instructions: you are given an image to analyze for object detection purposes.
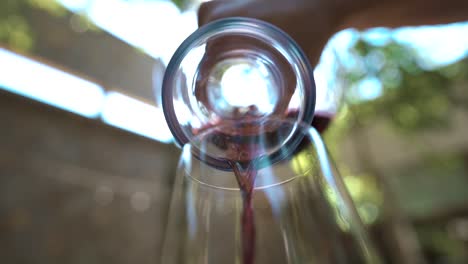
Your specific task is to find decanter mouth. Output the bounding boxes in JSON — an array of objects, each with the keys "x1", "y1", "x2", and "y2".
[
  {"x1": 182, "y1": 118, "x2": 308, "y2": 171},
  {"x1": 162, "y1": 17, "x2": 315, "y2": 170}
]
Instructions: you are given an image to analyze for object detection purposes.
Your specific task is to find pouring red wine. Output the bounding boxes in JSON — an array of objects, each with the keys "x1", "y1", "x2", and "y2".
[{"x1": 202, "y1": 109, "x2": 334, "y2": 264}]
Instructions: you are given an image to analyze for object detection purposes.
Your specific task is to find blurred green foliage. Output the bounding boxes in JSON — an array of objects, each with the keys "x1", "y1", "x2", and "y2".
[
  {"x1": 325, "y1": 33, "x2": 468, "y2": 218},
  {"x1": 0, "y1": 0, "x2": 100, "y2": 52},
  {"x1": 0, "y1": 0, "x2": 66, "y2": 51},
  {"x1": 343, "y1": 37, "x2": 468, "y2": 135},
  {"x1": 0, "y1": 0, "x2": 192, "y2": 52},
  {"x1": 170, "y1": 0, "x2": 192, "y2": 10},
  {"x1": 417, "y1": 224, "x2": 468, "y2": 263},
  {"x1": 325, "y1": 32, "x2": 468, "y2": 263}
]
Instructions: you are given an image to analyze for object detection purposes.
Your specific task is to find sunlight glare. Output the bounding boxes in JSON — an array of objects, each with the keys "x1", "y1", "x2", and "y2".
[
  {"x1": 101, "y1": 91, "x2": 173, "y2": 143},
  {"x1": 0, "y1": 48, "x2": 105, "y2": 118}
]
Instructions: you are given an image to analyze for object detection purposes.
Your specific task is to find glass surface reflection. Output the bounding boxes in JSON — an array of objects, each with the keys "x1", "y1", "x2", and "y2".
[{"x1": 161, "y1": 119, "x2": 382, "y2": 264}]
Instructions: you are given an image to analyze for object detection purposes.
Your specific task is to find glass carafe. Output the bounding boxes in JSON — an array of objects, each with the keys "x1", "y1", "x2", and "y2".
[
  {"x1": 161, "y1": 119, "x2": 383, "y2": 264},
  {"x1": 161, "y1": 17, "x2": 316, "y2": 168},
  {"x1": 161, "y1": 17, "x2": 382, "y2": 264}
]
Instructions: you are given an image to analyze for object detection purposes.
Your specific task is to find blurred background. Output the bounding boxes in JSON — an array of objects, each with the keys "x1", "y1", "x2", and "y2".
[{"x1": 1, "y1": 0, "x2": 468, "y2": 263}]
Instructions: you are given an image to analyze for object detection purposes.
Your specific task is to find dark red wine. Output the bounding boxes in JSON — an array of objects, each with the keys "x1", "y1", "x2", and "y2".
[
  {"x1": 311, "y1": 111, "x2": 334, "y2": 134},
  {"x1": 199, "y1": 110, "x2": 335, "y2": 264},
  {"x1": 229, "y1": 161, "x2": 257, "y2": 264},
  {"x1": 285, "y1": 110, "x2": 335, "y2": 155},
  {"x1": 285, "y1": 110, "x2": 334, "y2": 134}
]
